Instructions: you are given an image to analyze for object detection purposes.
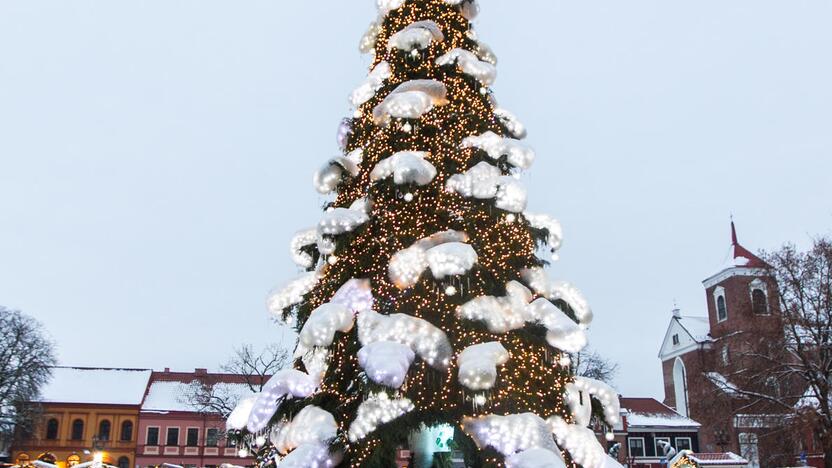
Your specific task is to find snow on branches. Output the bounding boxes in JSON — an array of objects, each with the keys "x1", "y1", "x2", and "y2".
[
  {"x1": 299, "y1": 303, "x2": 354, "y2": 350},
  {"x1": 463, "y1": 413, "x2": 562, "y2": 456},
  {"x1": 388, "y1": 20, "x2": 444, "y2": 52},
  {"x1": 495, "y1": 108, "x2": 528, "y2": 140},
  {"x1": 389, "y1": 230, "x2": 478, "y2": 288},
  {"x1": 227, "y1": 395, "x2": 257, "y2": 430},
  {"x1": 273, "y1": 405, "x2": 338, "y2": 454},
  {"x1": 436, "y1": 48, "x2": 497, "y2": 86},
  {"x1": 547, "y1": 417, "x2": 623, "y2": 468},
  {"x1": 528, "y1": 299, "x2": 588, "y2": 354},
  {"x1": 318, "y1": 199, "x2": 370, "y2": 237},
  {"x1": 370, "y1": 151, "x2": 437, "y2": 186},
  {"x1": 351, "y1": 62, "x2": 392, "y2": 108},
  {"x1": 444, "y1": 0, "x2": 480, "y2": 19},
  {"x1": 373, "y1": 80, "x2": 449, "y2": 126},
  {"x1": 267, "y1": 271, "x2": 323, "y2": 320},
  {"x1": 565, "y1": 377, "x2": 621, "y2": 427},
  {"x1": 446, "y1": 161, "x2": 528, "y2": 213},
  {"x1": 278, "y1": 443, "x2": 342, "y2": 468},
  {"x1": 358, "y1": 341, "x2": 415, "y2": 389},
  {"x1": 525, "y1": 212, "x2": 564, "y2": 258},
  {"x1": 348, "y1": 392, "x2": 415, "y2": 442},
  {"x1": 289, "y1": 228, "x2": 318, "y2": 269},
  {"x1": 462, "y1": 131, "x2": 535, "y2": 169},
  {"x1": 506, "y1": 448, "x2": 566, "y2": 468},
  {"x1": 313, "y1": 150, "x2": 362, "y2": 194},
  {"x1": 521, "y1": 268, "x2": 594, "y2": 326},
  {"x1": 458, "y1": 342, "x2": 510, "y2": 391},
  {"x1": 358, "y1": 310, "x2": 453, "y2": 370},
  {"x1": 246, "y1": 369, "x2": 319, "y2": 433}
]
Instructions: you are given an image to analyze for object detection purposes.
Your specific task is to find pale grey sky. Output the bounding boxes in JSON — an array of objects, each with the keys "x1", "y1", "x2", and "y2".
[{"x1": 1, "y1": 0, "x2": 830, "y2": 399}]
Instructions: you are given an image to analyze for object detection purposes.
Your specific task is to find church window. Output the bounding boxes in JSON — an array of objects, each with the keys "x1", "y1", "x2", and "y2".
[
  {"x1": 717, "y1": 295, "x2": 728, "y2": 322},
  {"x1": 672, "y1": 334, "x2": 680, "y2": 346},
  {"x1": 752, "y1": 289, "x2": 768, "y2": 315},
  {"x1": 673, "y1": 357, "x2": 690, "y2": 417}
]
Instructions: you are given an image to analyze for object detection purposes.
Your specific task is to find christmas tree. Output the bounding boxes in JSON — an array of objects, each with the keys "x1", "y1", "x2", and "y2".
[{"x1": 228, "y1": 1, "x2": 623, "y2": 466}]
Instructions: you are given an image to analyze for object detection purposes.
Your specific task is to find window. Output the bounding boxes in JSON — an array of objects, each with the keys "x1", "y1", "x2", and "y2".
[
  {"x1": 117, "y1": 457, "x2": 130, "y2": 468},
  {"x1": 45, "y1": 419, "x2": 59, "y2": 440},
  {"x1": 166, "y1": 427, "x2": 179, "y2": 446},
  {"x1": 672, "y1": 334, "x2": 680, "y2": 346},
  {"x1": 186, "y1": 428, "x2": 199, "y2": 447},
  {"x1": 628, "y1": 437, "x2": 645, "y2": 457},
  {"x1": 120, "y1": 421, "x2": 133, "y2": 442},
  {"x1": 675, "y1": 437, "x2": 693, "y2": 451},
  {"x1": 98, "y1": 420, "x2": 111, "y2": 440},
  {"x1": 673, "y1": 357, "x2": 689, "y2": 417},
  {"x1": 752, "y1": 289, "x2": 769, "y2": 315},
  {"x1": 654, "y1": 437, "x2": 671, "y2": 457},
  {"x1": 206, "y1": 429, "x2": 219, "y2": 447},
  {"x1": 146, "y1": 427, "x2": 160, "y2": 446},
  {"x1": 71, "y1": 419, "x2": 85, "y2": 440},
  {"x1": 739, "y1": 433, "x2": 760, "y2": 468},
  {"x1": 717, "y1": 295, "x2": 728, "y2": 322}
]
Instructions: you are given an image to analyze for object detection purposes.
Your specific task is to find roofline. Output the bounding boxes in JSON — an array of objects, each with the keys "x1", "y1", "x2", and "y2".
[
  {"x1": 702, "y1": 267, "x2": 769, "y2": 289},
  {"x1": 51, "y1": 366, "x2": 153, "y2": 372}
]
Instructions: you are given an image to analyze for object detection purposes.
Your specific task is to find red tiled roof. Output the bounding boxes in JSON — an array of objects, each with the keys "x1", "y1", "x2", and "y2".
[{"x1": 620, "y1": 397, "x2": 677, "y2": 415}]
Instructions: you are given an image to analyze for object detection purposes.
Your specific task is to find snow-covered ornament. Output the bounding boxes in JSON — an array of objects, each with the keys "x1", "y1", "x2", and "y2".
[
  {"x1": 436, "y1": 48, "x2": 497, "y2": 86},
  {"x1": 373, "y1": 80, "x2": 449, "y2": 126},
  {"x1": 357, "y1": 310, "x2": 453, "y2": 369},
  {"x1": 289, "y1": 228, "x2": 318, "y2": 268},
  {"x1": 446, "y1": 161, "x2": 528, "y2": 213},
  {"x1": 350, "y1": 61, "x2": 392, "y2": 108},
  {"x1": 506, "y1": 448, "x2": 567, "y2": 468},
  {"x1": 387, "y1": 20, "x2": 444, "y2": 53},
  {"x1": 458, "y1": 342, "x2": 510, "y2": 391},
  {"x1": 462, "y1": 131, "x2": 535, "y2": 169},
  {"x1": 267, "y1": 271, "x2": 322, "y2": 317},
  {"x1": 247, "y1": 369, "x2": 319, "y2": 433},
  {"x1": 358, "y1": 341, "x2": 415, "y2": 388},
  {"x1": 313, "y1": 155, "x2": 360, "y2": 195},
  {"x1": 403, "y1": 192, "x2": 414, "y2": 202},
  {"x1": 445, "y1": 285, "x2": 458, "y2": 296},
  {"x1": 348, "y1": 392, "x2": 415, "y2": 442},
  {"x1": 524, "y1": 212, "x2": 564, "y2": 257},
  {"x1": 370, "y1": 151, "x2": 437, "y2": 186},
  {"x1": 495, "y1": 108, "x2": 528, "y2": 140},
  {"x1": 463, "y1": 413, "x2": 561, "y2": 456},
  {"x1": 336, "y1": 118, "x2": 353, "y2": 152},
  {"x1": 359, "y1": 20, "x2": 382, "y2": 54}
]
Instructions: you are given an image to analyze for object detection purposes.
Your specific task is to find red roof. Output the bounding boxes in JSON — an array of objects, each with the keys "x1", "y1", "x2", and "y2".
[
  {"x1": 620, "y1": 397, "x2": 677, "y2": 415},
  {"x1": 730, "y1": 221, "x2": 769, "y2": 269}
]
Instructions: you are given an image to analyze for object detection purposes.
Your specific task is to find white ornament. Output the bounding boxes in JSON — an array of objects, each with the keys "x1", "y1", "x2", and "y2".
[
  {"x1": 458, "y1": 342, "x2": 510, "y2": 391},
  {"x1": 357, "y1": 310, "x2": 453, "y2": 370},
  {"x1": 327, "y1": 255, "x2": 338, "y2": 265},
  {"x1": 370, "y1": 151, "x2": 437, "y2": 186},
  {"x1": 445, "y1": 285, "x2": 458, "y2": 296},
  {"x1": 404, "y1": 192, "x2": 414, "y2": 202},
  {"x1": 348, "y1": 392, "x2": 415, "y2": 442},
  {"x1": 436, "y1": 48, "x2": 497, "y2": 86}
]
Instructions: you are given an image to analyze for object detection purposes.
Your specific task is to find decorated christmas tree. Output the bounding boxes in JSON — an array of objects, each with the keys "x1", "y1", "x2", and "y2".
[{"x1": 227, "y1": 1, "x2": 623, "y2": 466}]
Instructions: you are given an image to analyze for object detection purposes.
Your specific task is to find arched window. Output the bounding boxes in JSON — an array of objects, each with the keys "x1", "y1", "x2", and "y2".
[
  {"x1": 717, "y1": 296, "x2": 728, "y2": 322},
  {"x1": 120, "y1": 421, "x2": 133, "y2": 442},
  {"x1": 739, "y1": 433, "x2": 760, "y2": 468},
  {"x1": 752, "y1": 289, "x2": 768, "y2": 315},
  {"x1": 98, "y1": 420, "x2": 111, "y2": 440},
  {"x1": 71, "y1": 419, "x2": 84, "y2": 440},
  {"x1": 673, "y1": 358, "x2": 689, "y2": 417},
  {"x1": 45, "y1": 419, "x2": 59, "y2": 440},
  {"x1": 117, "y1": 457, "x2": 130, "y2": 468}
]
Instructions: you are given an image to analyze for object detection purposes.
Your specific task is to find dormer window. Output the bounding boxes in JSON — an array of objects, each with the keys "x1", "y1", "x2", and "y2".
[
  {"x1": 714, "y1": 286, "x2": 728, "y2": 323},
  {"x1": 672, "y1": 334, "x2": 680, "y2": 346},
  {"x1": 750, "y1": 279, "x2": 770, "y2": 315}
]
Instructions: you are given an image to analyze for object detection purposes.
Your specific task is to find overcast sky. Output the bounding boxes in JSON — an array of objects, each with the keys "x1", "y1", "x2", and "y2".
[{"x1": 1, "y1": 0, "x2": 830, "y2": 399}]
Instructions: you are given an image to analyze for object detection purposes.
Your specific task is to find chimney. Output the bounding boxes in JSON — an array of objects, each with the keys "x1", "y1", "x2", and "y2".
[
  {"x1": 195, "y1": 368, "x2": 208, "y2": 376},
  {"x1": 164, "y1": 368, "x2": 171, "y2": 373}
]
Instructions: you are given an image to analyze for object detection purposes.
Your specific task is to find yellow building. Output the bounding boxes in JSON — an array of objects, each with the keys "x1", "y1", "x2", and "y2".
[{"x1": 12, "y1": 368, "x2": 152, "y2": 468}]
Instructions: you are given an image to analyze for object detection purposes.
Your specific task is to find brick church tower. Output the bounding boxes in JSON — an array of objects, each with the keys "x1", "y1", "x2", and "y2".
[{"x1": 658, "y1": 222, "x2": 786, "y2": 467}]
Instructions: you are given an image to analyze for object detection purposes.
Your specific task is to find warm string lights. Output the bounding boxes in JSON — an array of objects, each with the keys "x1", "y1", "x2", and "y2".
[{"x1": 228, "y1": 0, "x2": 626, "y2": 466}]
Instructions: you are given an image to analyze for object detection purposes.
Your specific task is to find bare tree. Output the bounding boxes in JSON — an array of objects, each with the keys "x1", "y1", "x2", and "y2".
[
  {"x1": 573, "y1": 348, "x2": 619, "y2": 385},
  {"x1": 182, "y1": 344, "x2": 290, "y2": 419},
  {"x1": 708, "y1": 237, "x2": 832, "y2": 467},
  {"x1": 0, "y1": 307, "x2": 57, "y2": 452}
]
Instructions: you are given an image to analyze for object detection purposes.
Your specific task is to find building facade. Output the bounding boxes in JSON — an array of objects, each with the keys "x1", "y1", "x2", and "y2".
[
  {"x1": 11, "y1": 368, "x2": 152, "y2": 468},
  {"x1": 135, "y1": 369, "x2": 257, "y2": 468}
]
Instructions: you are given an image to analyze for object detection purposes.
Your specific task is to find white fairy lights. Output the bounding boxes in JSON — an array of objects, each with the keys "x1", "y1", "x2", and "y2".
[
  {"x1": 370, "y1": 151, "x2": 437, "y2": 186},
  {"x1": 521, "y1": 268, "x2": 594, "y2": 326},
  {"x1": 387, "y1": 20, "x2": 444, "y2": 52},
  {"x1": 446, "y1": 161, "x2": 529, "y2": 213},
  {"x1": 350, "y1": 62, "x2": 392, "y2": 108},
  {"x1": 246, "y1": 370, "x2": 318, "y2": 433},
  {"x1": 436, "y1": 48, "x2": 497, "y2": 86},
  {"x1": 458, "y1": 342, "x2": 510, "y2": 391},
  {"x1": 358, "y1": 341, "x2": 415, "y2": 389},
  {"x1": 372, "y1": 80, "x2": 449, "y2": 126},
  {"x1": 388, "y1": 230, "x2": 478, "y2": 288},
  {"x1": 348, "y1": 392, "x2": 415, "y2": 442},
  {"x1": 290, "y1": 228, "x2": 318, "y2": 268},
  {"x1": 357, "y1": 310, "x2": 453, "y2": 369},
  {"x1": 463, "y1": 413, "x2": 561, "y2": 456},
  {"x1": 461, "y1": 131, "x2": 535, "y2": 169},
  {"x1": 267, "y1": 271, "x2": 322, "y2": 317}
]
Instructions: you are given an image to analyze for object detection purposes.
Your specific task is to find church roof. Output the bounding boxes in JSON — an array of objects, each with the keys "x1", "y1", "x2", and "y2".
[
  {"x1": 677, "y1": 315, "x2": 712, "y2": 343},
  {"x1": 705, "y1": 221, "x2": 769, "y2": 282}
]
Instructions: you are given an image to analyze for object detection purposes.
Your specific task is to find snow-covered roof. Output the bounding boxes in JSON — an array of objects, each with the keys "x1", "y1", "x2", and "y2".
[
  {"x1": 704, "y1": 222, "x2": 769, "y2": 282},
  {"x1": 620, "y1": 398, "x2": 700, "y2": 429},
  {"x1": 39, "y1": 367, "x2": 152, "y2": 405},
  {"x1": 677, "y1": 316, "x2": 712, "y2": 343},
  {"x1": 688, "y1": 452, "x2": 749, "y2": 465},
  {"x1": 142, "y1": 375, "x2": 256, "y2": 413}
]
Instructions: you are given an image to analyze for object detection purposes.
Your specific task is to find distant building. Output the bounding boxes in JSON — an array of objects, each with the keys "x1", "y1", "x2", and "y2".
[
  {"x1": 11, "y1": 367, "x2": 152, "y2": 468},
  {"x1": 658, "y1": 223, "x2": 823, "y2": 467},
  {"x1": 135, "y1": 369, "x2": 258, "y2": 468}
]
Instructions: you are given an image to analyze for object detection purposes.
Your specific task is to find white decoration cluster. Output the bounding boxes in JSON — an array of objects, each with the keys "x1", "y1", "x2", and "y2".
[
  {"x1": 495, "y1": 108, "x2": 528, "y2": 139},
  {"x1": 371, "y1": 151, "x2": 437, "y2": 186},
  {"x1": 267, "y1": 271, "x2": 323, "y2": 318},
  {"x1": 348, "y1": 392, "x2": 415, "y2": 442},
  {"x1": 524, "y1": 212, "x2": 564, "y2": 257},
  {"x1": 313, "y1": 151, "x2": 361, "y2": 195},
  {"x1": 358, "y1": 309, "x2": 453, "y2": 369},
  {"x1": 436, "y1": 48, "x2": 497, "y2": 86},
  {"x1": 318, "y1": 204, "x2": 370, "y2": 237},
  {"x1": 299, "y1": 303, "x2": 354, "y2": 350},
  {"x1": 389, "y1": 230, "x2": 477, "y2": 288},
  {"x1": 226, "y1": 395, "x2": 257, "y2": 431},
  {"x1": 246, "y1": 370, "x2": 319, "y2": 433},
  {"x1": 463, "y1": 413, "x2": 561, "y2": 456},
  {"x1": 290, "y1": 228, "x2": 319, "y2": 268},
  {"x1": 475, "y1": 41, "x2": 498, "y2": 65},
  {"x1": 457, "y1": 280, "x2": 587, "y2": 353},
  {"x1": 351, "y1": 62, "x2": 392, "y2": 108},
  {"x1": 547, "y1": 417, "x2": 623, "y2": 468},
  {"x1": 358, "y1": 341, "x2": 415, "y2": 388},
  {"x1": 446, "y1": 161, "x2": 528, "y2": 213},
  {"x1": 278, "y1": 443, "x2": 341, "y2": 468},
  {"x1": 330, "y1": 278, "x2": 375, "y2": 313},
  {"x1": 387, "y1": 20, "x2": 445, "y2": 52},
  {"x1": 373, "y1": 80, "x2": 449, "y2": 126},
  {"x1": 462, "y1": 131, "x2": 535, "y2": 169},
  {"x1": 273, "y1": 406, "x2": 338, "y2": 454},
  {"x1": 458, "y1": 342, "x2": 510, "y2": 391},
  {"x1": 359, "y1": 19, "x2": 382, "y2": 54},
  {"x1": 521, "y1": 268, "x2": 594, "y2": 326},
  {"x1": 506, "y1": 448, "x2": 566, "y2": 468},
  {"x1": 566, "y1": 377, "x2": 621, "y2": 427}
]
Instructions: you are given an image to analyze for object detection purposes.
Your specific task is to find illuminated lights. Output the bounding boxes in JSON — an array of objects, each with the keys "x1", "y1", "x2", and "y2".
[
  {"x1": 273, "y1": 406, "x2": 337, "y2": 454},
  {"x1": 456, "y1": 281, "x2": 531, "y2": 333},
  {"x1": 289, "y1": 228, "x2": 318, "y2": 268},
  {"x1": 330, "y1": 278, "x2": 374, "y2": 313},
  {"x1": 246, "y1": 369, "x2": 318, "y2": 433},
  {"x1": 359, "y1": 19, "x2": 382, "y2": 54},
  {"x1": 277, "y1": 443, "x2": 341, "y2": 468},
  {"x1": 350, "y1": 62, "x2": 392, "y2": 108},
  {"x1": 370, "y1": 151, "x2": 437, "y2": 186},
  {"x1": 548, "y1": 417, "x2": 619, "y2": 468},
  {"x1": 521, "y1": 268, "x2": 594, "y2": 326},
  {"x1": 348, "y1": 392, "x2": 415, "y2": 442},
  {"x1": 388, "y1": 230, "x2": 476, "y2": 288},
  {"x1": 357, "y1": 310, "x2": 453, "y2": 369},
  {"x1": 446, "y1": 161, "x2": 529, "y2": 213},
  {"x1": 462, "y1": 413, "x2": 561, "y2": 456},
  {"x1": 358, "y1": 341, "x2": 415, "y2": 388},
  {"x1": 458, "y1": 341, "x2": 509, "y2": 391},
  {"x1": 298, "y1": 303, "x2": 354, "y2": 350},
  {"x1": 267, "y1": 271, "x2": 322, "y2": 317},
  {"x1": 387, "y1": 20, "x2": 445, "y2": 52},
  {"x1": 566, "y1": 377, "x2": 621, "y2": 427},
  {"x1": 317, "y1": 206, "x2": 369, "y2": 236},
  {"x1": 436, "y1": 48, "x2": 497, "y2": 86},
  {"x1": 372, "y1": 80, "x2": 449, "y2": 126},
  {"x1": 506, "y1": 448, "x2": 567, "y2": 468},
  {"x1": 495, "y1": 108, "x2": 528, "y2": 139},
  {"x1": 461, "y1": 131, "x2": 535, "y2": 169}
]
